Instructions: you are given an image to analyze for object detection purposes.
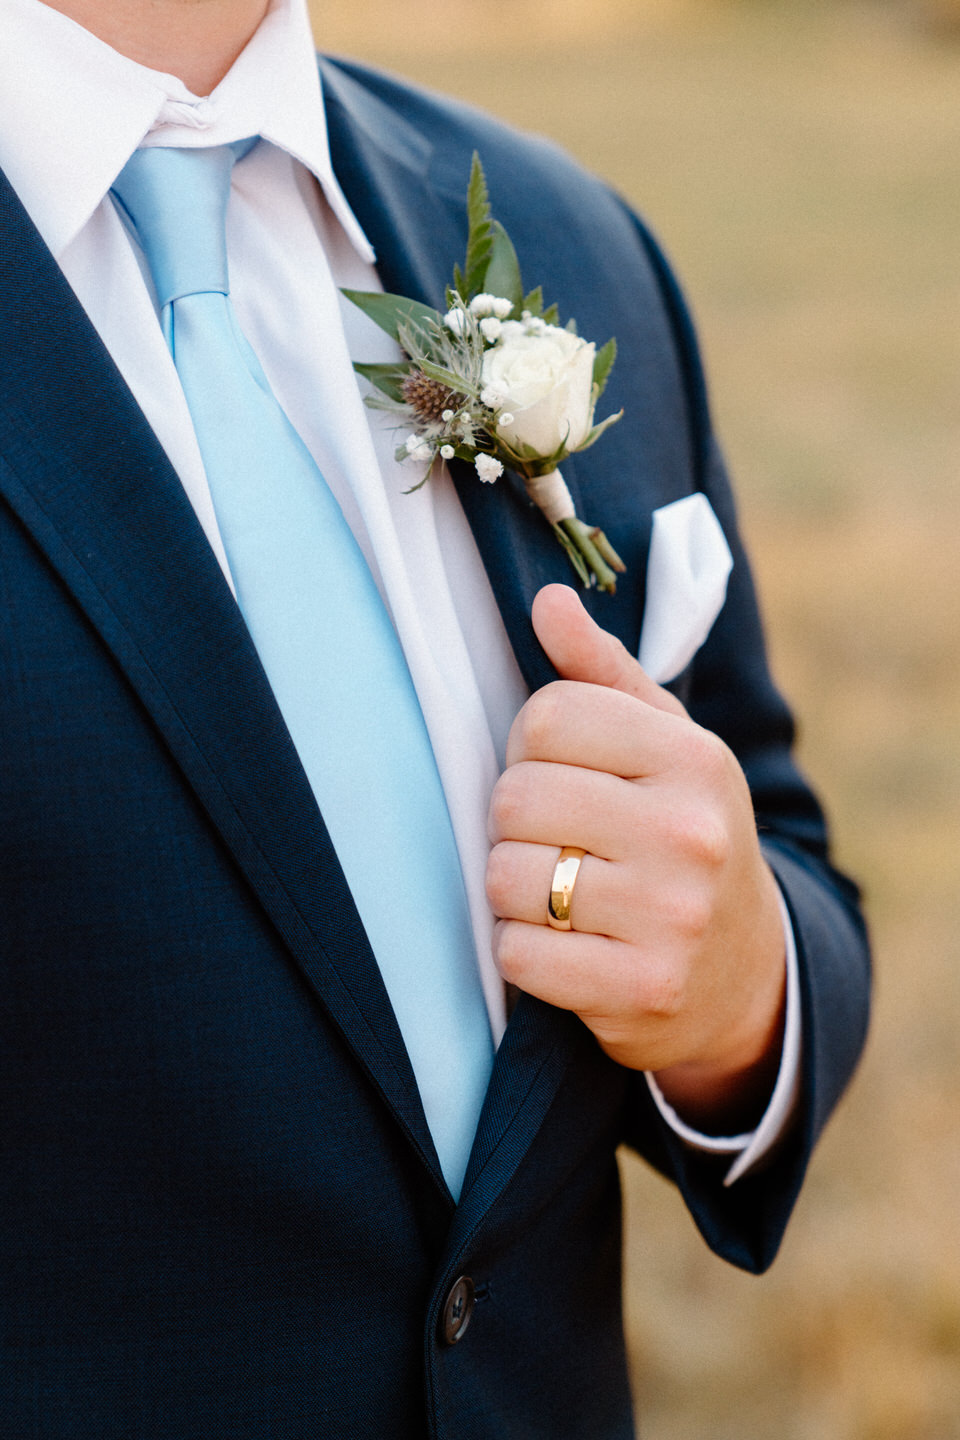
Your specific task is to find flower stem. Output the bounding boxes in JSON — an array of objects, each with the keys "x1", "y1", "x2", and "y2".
[
  {"x1": 551, "y1": 522, "x2": 592, "y2": 588},
  {"x1": 557, "y1": 517, "x2": 625, "y2": 594},
  {"x1": 588, "y1": 524, "x2": 627, "y2": 577}
]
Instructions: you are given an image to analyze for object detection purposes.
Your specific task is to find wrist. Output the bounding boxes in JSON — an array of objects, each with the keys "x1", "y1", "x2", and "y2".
[
  {"x1": 652, "y1": 866, "x2": 787, "y2": 1132},
  {"x1": 651, "y1": 992, "x2": 786, "y2": 1133}
]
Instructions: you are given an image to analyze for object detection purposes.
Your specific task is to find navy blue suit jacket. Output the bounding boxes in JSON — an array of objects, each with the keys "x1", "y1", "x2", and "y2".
[{"x1": 0, "y1": 58, "x2": 870, "y2": 1438}]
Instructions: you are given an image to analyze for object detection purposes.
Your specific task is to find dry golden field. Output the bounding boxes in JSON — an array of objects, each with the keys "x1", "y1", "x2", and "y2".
[{"x1": 311, "y1": 2, "x2": 960, "y2": 1434}]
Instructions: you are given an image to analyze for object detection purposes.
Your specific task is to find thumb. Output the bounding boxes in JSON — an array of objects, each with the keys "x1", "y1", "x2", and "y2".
[{"x1": 532, "y1": 584, "x2": 686, "y2": 716}]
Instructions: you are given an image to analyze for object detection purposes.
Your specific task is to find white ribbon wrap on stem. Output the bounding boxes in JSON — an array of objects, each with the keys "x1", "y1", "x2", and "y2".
[{"x1": 524, "y1": 469, "x2": 576, "y2": 525}]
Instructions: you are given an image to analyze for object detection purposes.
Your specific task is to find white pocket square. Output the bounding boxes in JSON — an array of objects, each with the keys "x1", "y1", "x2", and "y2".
[{"x1": 637, "y1": 493, "x2": 733, "y2": 684}]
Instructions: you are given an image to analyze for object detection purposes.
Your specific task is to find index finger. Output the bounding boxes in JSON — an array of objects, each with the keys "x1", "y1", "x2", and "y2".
[{"x1": 505, "y1": 679, "x2": 691, "y2": 777}]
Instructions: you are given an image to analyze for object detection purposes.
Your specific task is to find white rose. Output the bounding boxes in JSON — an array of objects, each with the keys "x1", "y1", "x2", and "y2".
[{"x1": 481, "y1": 326, "x2": 596, "y2": 457}]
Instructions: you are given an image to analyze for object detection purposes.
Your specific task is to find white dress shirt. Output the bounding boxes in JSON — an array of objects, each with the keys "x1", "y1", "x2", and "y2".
[{"x1": 1, "y1": 0, "x2": 799, "y2": 1182}]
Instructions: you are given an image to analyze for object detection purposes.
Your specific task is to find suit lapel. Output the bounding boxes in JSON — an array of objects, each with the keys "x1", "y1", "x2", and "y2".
[
  {"x1": 320, "y1": 59, "x2": 650, "y2": 694},
  {"x1": 0, "y1": 167, "x2": 447, "y2": 1194},
  {"x1": 323, "y1": 60, "x2": 650, "y2": 1213}
]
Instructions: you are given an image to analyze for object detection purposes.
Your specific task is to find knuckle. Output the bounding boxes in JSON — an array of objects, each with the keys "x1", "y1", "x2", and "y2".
[
  {"x1": 669, "y1": 800, "x2": 731, "y2": 872},
  {"x1": 489, "y1": 761, "x2": 539, "y2": 837},
  {"x1": 650, "y1": 867, "x2": 716, "y2": 942},
  {"x1": 488, "y1": 773, "x2": 521, "y2": 836},
  {"x1": 492, "y1": 920, "x2": 525, "y2": 981},
  {"x1": 517, "y1": 683, "x2": 563, "y2": 753},
  {"x1": 635, "y1": 958, "x2": 684, "y2": 1022},
  {"x1": 684, "y1": 724, "x2": 731, "y2": 788},
  {"x1": 484, "y1": 844, "x2": 514, "y2": 914},
  {"x1": 692, "y1": 812, "x2": 731, "y2": 871},
  {"x1": 671, "y1": 885, "x2": 714, "y2": 943}
]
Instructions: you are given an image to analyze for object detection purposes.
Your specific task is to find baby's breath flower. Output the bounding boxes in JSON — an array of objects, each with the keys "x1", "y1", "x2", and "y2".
[
  {"x1": 441, "y1": 409, "x2": 455, "y2": 423},
  {"x1": 479, "y1": 317, "x2": 503, "y2": 342},
  {"x1": 480, "y1": 386, "x2": 504, "y2": 409},
  {"x1": 469, "y1": 293, "x2": 514, "y2": 321},
  {"x1": 475, "y1": 454, "x2": 503, "y2": 484},
  {"x1": 440, "y1": 444, "x2": 455, "y2": 460},
  {"x1": 499, "y1": 412, "x2": 514, "y2": 426},
  {"x1": 403, "y1": 435, "x2": 433, "y2": 464},
  {"x1": 443, "y1": 308, "x2": 467, "y2": 337}
]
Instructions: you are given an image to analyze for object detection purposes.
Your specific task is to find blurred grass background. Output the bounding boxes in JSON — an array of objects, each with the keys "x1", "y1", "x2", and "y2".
[{"x1": 312, "y1": 2, "x2": 960, "y2": 1434}]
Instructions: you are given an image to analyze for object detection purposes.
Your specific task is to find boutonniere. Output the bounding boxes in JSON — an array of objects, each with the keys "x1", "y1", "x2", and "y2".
[{"x1": 343, "y1": 155, "x2": 626, "y2": 593}]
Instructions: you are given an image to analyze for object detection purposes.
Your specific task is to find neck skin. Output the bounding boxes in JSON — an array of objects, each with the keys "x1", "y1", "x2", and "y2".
[{"x1": 39, "y1": 0, "x2": 271, "y2": 94}]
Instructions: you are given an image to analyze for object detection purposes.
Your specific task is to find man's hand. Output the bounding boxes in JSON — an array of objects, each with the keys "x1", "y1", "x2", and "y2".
[{"x1": 486, "y1": 584, "x2": 787, "y2": 1132}]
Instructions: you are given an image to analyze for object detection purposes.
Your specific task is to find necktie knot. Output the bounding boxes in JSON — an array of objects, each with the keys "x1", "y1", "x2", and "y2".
[{"x1": 111, "y1": 142, "x2": 253, "y2": 308}]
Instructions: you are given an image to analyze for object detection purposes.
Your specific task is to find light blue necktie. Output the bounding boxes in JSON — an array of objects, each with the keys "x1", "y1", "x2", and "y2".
[{"x1": 111, "y1": 142, "x2": 493, "y2": 1199}]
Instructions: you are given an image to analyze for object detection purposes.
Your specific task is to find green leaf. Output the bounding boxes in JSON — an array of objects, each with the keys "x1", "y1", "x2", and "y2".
[
  {"x1": 541, "y1": 430, "x2": 574, "y2": 469},
  {"x1": 507, "y1": 429, "x2": 573, "y2": 475},
  {"x1": 401, "y1": 466, "x2": 434, "y2": 494},
  {"x1": 395, "y1": 316, "x2": 440, "y2": 362},
  {"x1": 414, "y1": 356, "x2": 472, "y2": 392},
  {"x1": 500, "y1": 440, "x2": 551, "y2": 470},
  {"x1": 542, "y1": 302, "x2": 561, "y2": 326},
  {"x1": 576, "y1": 409, "x2": 623, "y2": 452},
  {"x1": 482, "y1": 221, "x2": 524, "y2": 311},
  {"x1": 341, "y1": 289, "x2": 442, "y2": 345},
  {"x1": 462, "y1": 153, "x2": 494, "y2": 299},
  {"x1": 521, "y1": 285, "x2": 544, "y2": 317},
  {"x1": 353, "y1": 362, "x2": 409, "y2": 403},
  {"x1": 592, "y1": 337, "x2": 617, "y2": 397},
  {"x1": 363, "y1": 392, "x2": 407, "y2": 416}
]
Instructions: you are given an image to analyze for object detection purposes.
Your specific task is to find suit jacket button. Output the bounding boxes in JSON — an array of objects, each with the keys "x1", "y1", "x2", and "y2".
[{"x1": 440, "y1": 1275, "x2": 475, "y2": 1346}]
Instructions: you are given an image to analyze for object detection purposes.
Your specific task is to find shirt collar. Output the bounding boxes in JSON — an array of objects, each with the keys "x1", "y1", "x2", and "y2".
[{"x1": 0, "y1": 0, "x2": 375, "y2": 262}]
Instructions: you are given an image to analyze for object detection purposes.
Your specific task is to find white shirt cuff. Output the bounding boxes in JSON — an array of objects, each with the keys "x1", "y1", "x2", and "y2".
[{"x1": 644, "y1": 886, "x2": 802, "y2": 1187}]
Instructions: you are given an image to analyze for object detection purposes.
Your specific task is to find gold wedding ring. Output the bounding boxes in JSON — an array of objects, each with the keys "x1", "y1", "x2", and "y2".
[{"x1": 547, "y1": 847, "x2": 587, "y2": 931}]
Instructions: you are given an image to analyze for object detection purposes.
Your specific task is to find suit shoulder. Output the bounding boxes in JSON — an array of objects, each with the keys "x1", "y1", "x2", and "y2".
[
  {"x1": 317, "y1": 54, "x2": 627, "y2": 225},
  {"x1": 318, "y1": 53, "x2": 713, "y2": 482}
]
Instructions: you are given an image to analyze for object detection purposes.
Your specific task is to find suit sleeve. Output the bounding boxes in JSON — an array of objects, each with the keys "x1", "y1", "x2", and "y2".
[{"x1": 619, "y1": 215, "x2": 871, "y2": 1274}]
